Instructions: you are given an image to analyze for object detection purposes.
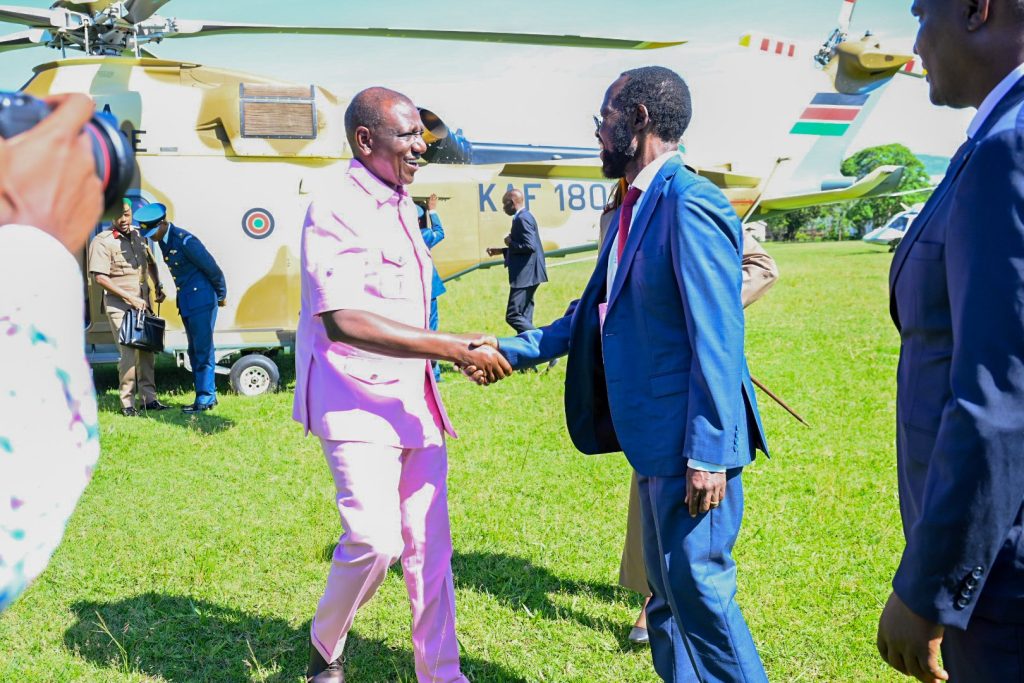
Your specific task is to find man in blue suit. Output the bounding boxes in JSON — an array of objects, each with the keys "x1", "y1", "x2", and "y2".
[
  {"x1": 486, "y1": 188, "x2": 548, "y2": 333},
  {"x1": 876, "y1": 2, "x2": 1024, "y2": 682},
  {"x1": 494, "y1": 66, "x2": 768, "y2": 682},
  {"x1": 137, "y1": 203, "x2": 227, "y2": 414}
]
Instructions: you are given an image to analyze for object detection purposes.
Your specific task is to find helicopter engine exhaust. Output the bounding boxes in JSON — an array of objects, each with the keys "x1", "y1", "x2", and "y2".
[{"x1": 418, "y1": 107, "x2": 474, "y2": 165}]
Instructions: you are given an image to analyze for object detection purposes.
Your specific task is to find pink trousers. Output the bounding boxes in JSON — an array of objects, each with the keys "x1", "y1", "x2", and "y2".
[{"x1": 312, "y1": 438, "x2": 468, "y2": 683}]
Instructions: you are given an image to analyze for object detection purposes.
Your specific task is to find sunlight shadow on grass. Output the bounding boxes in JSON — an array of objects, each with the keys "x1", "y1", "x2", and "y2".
[
  {"x1": 452, "y1": 550, "x2": 631, "y2": 642},
  {"x1": 65, "y1": 593, "x2": 528, "y2": 682}
]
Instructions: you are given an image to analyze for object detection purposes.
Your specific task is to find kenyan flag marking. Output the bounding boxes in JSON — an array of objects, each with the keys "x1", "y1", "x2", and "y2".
[
  {"x1": 790, "y1": 92, "x2": 869, "y2": 137},
  {"x1": 243, "y1": 208, "x2": 275, "y2": 240}
]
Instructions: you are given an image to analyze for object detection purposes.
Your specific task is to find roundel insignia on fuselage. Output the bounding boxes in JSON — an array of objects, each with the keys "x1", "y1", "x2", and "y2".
[{"x1": 242, "y1": 208, "x2": 275, "y2": 240}]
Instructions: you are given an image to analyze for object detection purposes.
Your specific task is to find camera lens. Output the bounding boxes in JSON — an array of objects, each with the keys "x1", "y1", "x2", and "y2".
[
  {"x1": 82, "y1": 110, "x2": 135, "y2": 214},
  {"x1": 0, "y1": 91, "x2": 136, "y2": 215}
]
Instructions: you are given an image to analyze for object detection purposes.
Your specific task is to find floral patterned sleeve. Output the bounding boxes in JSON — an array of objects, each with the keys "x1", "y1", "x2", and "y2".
[{"x1": 0, "y1": 225, "x2": 100, "y2": 612}]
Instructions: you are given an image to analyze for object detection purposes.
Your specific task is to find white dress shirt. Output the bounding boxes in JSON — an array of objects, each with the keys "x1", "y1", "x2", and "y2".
[{"x1": 967, "y1": 62, "x2": 1024, "y2": 141}]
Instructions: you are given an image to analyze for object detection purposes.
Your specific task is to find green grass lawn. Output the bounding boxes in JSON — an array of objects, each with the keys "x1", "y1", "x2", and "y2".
[{"x1": 0, "y1": 240, "x2": 908, "y2": 682}]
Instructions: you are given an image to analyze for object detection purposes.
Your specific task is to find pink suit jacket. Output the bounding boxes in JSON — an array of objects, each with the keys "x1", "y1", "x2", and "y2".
[{"x1": 293, "y1": 160, "x2": 455, "y2": 447}]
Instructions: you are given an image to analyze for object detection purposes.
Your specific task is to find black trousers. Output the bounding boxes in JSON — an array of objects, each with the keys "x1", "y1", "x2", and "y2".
[{"x1": 505, "y1": 285, "x2": 539, "y2": 334}]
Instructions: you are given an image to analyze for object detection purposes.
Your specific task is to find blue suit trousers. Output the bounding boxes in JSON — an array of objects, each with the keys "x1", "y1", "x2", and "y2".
[
  {"x1": 182, "y1": 306, "x2": 217, "y2": 405},
  {"x1": 638, "y1": 468, "x2": 766, "y2": 683}
]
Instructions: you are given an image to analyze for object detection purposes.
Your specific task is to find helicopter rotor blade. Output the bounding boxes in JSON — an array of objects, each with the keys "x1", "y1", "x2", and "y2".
[
  {"x1": 0, "y1": 5, "x2": 59, "y2": 27},
  {"x1": 123, "y1": 0, "x2": 172, "y2": 24},
  {"x1": 168, "y1": 20, "x2": 684, "y2": 50},
  {"x1": 0, "y1": 27, "x2": 46, "y2": 53},
  {"x1": 837, "y1": 0, "x2": 857, "y2": 35},
  {"x1": 50, "y1": 1, "x2": 117, "y2": 13}
]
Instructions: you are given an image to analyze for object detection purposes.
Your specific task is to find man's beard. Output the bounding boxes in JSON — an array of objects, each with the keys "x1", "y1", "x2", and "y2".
[{"x1": 600, "y1": 118, "x2": 636, "y2": 179}]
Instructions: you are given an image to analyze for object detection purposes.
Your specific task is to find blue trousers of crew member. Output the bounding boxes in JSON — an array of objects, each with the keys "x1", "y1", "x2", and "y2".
[
  {"x1": 638, "y1": 468, "x2": 767, "y2": 683},
  {"x1": 429, "y1": 297, "x2": 441, "y2": 382},
  {"x1": 182, "y1": 306, "x2": 217, "y2": 406}
]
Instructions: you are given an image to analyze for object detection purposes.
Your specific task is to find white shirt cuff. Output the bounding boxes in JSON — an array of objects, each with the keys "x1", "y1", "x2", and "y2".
[{"x1": 687, "y1": 459, "x2": 727, "y2": 473}]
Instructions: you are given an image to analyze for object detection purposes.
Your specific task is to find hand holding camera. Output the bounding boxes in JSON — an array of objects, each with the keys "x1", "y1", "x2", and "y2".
[{"x1": 0, "y1": 92, "x2": 134, "y2": 254}]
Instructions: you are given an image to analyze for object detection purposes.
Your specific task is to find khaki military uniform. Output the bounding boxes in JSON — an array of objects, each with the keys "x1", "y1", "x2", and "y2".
[{"x1": 88, "y1": 228, "x2": 159, "y2": 409}]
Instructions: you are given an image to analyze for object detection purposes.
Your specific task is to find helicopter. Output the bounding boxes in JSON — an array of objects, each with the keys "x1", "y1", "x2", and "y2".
[
  {"x1": 0, "y1": 0, "x2": 691, "y2": 393},
  {"x1": 0, "y1": 0, "x2": 928, "y2": 394}
]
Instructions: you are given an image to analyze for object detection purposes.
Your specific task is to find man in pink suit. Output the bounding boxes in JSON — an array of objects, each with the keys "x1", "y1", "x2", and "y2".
[{"x1": 294, "y1": 87, "x2": 512, "y2": 683}]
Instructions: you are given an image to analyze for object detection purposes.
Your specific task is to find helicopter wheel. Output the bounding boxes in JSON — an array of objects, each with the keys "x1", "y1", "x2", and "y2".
[{"x1": 229, "y1": 353, "x2": 280, "y2": 396}]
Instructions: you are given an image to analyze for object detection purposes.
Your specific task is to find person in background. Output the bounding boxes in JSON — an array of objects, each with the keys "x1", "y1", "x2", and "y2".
[
  {"x1": 418, "y1": 193, "x2": 447, "y2": 382},
  {"x1": 486, "y1": 188, "x2": 548, "y2": 334},
  {"x1": 135, "y1": 203, "x2": 227, "y2": 414},
  {"x1": 0, "y1": 93, "x2": 104, "y2": 612},
  {"x1": 88, "y1": 198, "x2": 170, "y2": 416}
]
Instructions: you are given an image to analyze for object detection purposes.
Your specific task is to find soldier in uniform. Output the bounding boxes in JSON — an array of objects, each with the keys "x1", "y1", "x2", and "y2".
[
  {"x1": 135, "y1": 203, "x2": 227, "y2": 414},
  {"x1": 87, "y1": 199, "x2": 170, "y2": 417}
]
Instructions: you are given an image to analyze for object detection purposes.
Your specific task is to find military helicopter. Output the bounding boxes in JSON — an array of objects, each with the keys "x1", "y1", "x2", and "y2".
[
  {"x1": 0, "y1": 0, "x2": 923, "y2": 395},
  {"x1": 0, "y1": 0, "x2": 689, "y2": 393},
  {"x1": 729, "y1": 0, "x2": 928, "y2": 221}
]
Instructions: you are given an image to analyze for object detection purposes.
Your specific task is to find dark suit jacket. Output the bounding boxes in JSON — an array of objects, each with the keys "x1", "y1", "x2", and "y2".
[
  {"x1": 162, "y1": 225, "x2": 227, "y2": 316},
  {"x1": 502, "y1": 209, "x2": 548, "y2": 289},
  {"x1": 500, "y1": 157, "x2": 767, "y2": 476},
  {"x1": 889, "y1": 76, "x2": 1024, "y2": 629}
]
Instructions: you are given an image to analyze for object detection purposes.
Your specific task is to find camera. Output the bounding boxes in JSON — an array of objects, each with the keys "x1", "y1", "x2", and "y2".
[{"x1": 0, "y1": 91, "x2": 135, "y2": 215}]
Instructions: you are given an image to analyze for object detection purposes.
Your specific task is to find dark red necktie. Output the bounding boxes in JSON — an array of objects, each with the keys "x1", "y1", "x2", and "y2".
[{"x1": 617, "y1": 186, "x2": 642, "y2": 260}]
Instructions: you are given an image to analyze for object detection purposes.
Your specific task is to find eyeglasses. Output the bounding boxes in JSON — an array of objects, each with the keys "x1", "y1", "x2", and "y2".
[{"x1": 593, "y1": 114, "x2": 603, "y2": 134}]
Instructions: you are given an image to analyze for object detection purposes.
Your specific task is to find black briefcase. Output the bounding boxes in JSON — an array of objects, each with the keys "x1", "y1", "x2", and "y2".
[{"x1": 118, "y1": 307, "x2": 165, "y2": 353}]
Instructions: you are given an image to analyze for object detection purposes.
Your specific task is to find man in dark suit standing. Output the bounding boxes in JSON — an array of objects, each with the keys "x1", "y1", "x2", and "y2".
[
  {"x1": 492, "y1": 66, "x2": 768, "y2": 682},
  {"x1": 487, "y1": 189, "x2": 547, "y2": 333},
  {"x1": 877, "y1": 2, "x2": 1024, "y2": 681}
]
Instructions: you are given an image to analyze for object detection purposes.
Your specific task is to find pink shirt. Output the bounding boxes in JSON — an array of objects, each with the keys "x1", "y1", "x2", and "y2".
[{"x1": 293, "y1": 160, "x2": 455, "y2": 447}]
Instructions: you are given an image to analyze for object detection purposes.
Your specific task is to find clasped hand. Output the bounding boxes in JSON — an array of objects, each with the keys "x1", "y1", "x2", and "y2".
[{"x1": 453, "y1": 335, "x2": 511, "y2": 386}]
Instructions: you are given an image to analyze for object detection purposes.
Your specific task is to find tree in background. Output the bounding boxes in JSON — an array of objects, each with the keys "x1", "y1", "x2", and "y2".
[
  {"x1": 764, "y1": 143, "x2": 932, "y2": 240},
  {"x1": 839, "y1": 144, "x2": 932, "y2": 235}
]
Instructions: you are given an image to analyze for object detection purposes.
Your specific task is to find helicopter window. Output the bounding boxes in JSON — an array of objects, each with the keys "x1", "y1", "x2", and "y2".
[
  {"x1": 889, "y1": 216, "x2": 908, "y2": 231},
  {"x1": 240, "y1": 83, "x2": 317, "y2": 140}
]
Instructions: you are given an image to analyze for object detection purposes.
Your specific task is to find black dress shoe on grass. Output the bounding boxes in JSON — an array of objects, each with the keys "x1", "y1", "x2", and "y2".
[
  {"x1": 121, "y1": 407, "x2": 138, "y2": 417},
  {"x1": 306, "y1": 643, "x2": 344, "y2": 682},
  {"x1": 143, "y1": 400, "x2": 170, "y2": 411},
  {"x1": 182, "y1": 400, "x2": 217, "y2": 414}
]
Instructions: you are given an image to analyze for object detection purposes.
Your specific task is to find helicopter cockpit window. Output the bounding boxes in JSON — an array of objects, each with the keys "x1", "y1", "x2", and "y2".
[{"x1": 239, "y1": 84, "x2": 317, "y2": 140}]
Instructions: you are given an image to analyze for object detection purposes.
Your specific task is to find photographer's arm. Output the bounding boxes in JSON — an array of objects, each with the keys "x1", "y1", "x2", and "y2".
[{"x1": 0, "y1": 94, "x2": 102, "y2": 253}]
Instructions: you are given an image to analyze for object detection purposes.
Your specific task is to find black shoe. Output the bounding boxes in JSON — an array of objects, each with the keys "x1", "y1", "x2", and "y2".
[
  {"x1": 546, "y1": 358, "x2": 560, "y2": 370},
  {"x1": 143, "y1": 400, "x2": 170, "y2": 411},
  {"x1": 306, "y1": 643, "x2": 345, "y2": 682},
  {"x1": 121, "y1": 407, "x2": 138, "y2": 417},
  {"x1": 182, "y1": 399, "x2": 217, "y2": 414}
]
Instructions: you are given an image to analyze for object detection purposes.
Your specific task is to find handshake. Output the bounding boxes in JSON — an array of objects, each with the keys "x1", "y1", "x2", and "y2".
[{"x1": 451, "y1": 335, "x2": 512, "y2": 386}]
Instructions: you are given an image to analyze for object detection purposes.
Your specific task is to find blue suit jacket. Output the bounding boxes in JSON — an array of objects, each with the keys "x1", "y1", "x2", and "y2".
[
  {"x1": 503, "y1": 209, "x2": 548, "y2": 289},
  {"x1": 501, "y1": 157, "x2": 767, "y2": 476},
  {"x1": 888, "y1": 77, "x2": 1024, "y2": 629},
  {"x1": 419, "y1": 211, "x2": 447, "y2": 298},
  {"x1": 162, "y1": 225, "x2": 227, "y2": 317}
]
